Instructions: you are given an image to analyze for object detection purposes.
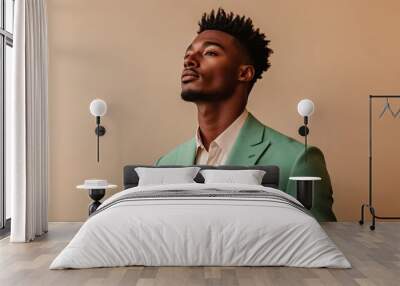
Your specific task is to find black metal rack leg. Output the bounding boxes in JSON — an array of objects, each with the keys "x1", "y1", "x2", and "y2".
[
  {"x1": 370, "y1": 207, "x2": 376, "y2": 231},
  {"x1": 359, "y1": 203, "x2": 400, "y2": 230},
  {"x1": 359, "y1": 204, "x2": 366, "y2": 225},
  {"x1": 359, "y1": 203, "x2": 376, "y2": 230}
]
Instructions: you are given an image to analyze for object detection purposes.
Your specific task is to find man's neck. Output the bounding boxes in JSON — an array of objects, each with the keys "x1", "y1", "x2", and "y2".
[{"x1": 197, "y1": 103, "x2": 246, "y2": 151}]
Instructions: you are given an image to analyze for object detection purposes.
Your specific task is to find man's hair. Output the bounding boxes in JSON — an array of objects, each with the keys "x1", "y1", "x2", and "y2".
[{"x1": 198, "y1": 8, "x2": 273, "y2": 87}]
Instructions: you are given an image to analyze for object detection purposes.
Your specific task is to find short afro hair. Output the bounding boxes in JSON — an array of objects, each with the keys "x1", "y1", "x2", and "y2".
[{"x1": 198, "y1": 8, "x2": 273, "y2": 86}]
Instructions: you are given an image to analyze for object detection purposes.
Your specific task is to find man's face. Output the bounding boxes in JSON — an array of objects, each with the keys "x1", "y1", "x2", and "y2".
[{"x1": 181, "y1": 30, "x2": 243, "y2": 102}]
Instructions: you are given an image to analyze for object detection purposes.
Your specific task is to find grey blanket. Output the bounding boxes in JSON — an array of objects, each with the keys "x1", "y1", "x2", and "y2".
[{"x1": 91, "y1": 189, "x2": 312, "y2": 218}]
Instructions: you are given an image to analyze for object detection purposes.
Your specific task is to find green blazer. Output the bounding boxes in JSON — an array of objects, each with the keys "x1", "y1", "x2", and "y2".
[{"x1": 156, "y1": 113, "x2": 336, "y2": 221}]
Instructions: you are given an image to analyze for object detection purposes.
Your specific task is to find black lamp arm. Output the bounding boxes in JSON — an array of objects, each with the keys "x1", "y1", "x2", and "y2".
[
  {"x1": 297, "y1": 116, "x2": 310, "y2": 162},
  {"x1": 94, "y1": 116, "x2": 106, "y2": 162}
]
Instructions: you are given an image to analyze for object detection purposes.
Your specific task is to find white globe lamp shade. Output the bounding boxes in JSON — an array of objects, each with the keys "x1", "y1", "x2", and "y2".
[
  {"x1": 297, "y1": 99, "x2": 314, "y2": 117},
  {"x1": 90, "y1": 99, "x2": 107, "y2": 117}
]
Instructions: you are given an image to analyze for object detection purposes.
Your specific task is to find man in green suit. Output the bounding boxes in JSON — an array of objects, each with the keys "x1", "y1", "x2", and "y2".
[{"x1": 156, "y1": 8, "x2": 336, "y2": 221}]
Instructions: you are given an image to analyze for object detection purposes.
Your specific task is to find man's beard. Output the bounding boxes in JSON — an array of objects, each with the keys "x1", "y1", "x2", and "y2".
[{"x1": 181, "y1": 88, "x2": 235, "y2": 103}]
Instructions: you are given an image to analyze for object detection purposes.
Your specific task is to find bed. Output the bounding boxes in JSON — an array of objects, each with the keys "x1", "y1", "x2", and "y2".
[{"x1": 50, "y1": 165, "x2": 350, "y2": 269}]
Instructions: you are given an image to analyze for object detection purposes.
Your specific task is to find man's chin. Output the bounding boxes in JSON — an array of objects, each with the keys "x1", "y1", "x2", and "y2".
[
  {"x1": 181, "y1": 90, "x2": 206, "y2": 102},
  {"x1": 181, "y1": 89, "x2": 234, "y2": 103}
]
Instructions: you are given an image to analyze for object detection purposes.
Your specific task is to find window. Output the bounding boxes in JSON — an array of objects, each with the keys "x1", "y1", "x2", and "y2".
[{"x1": 1, "y1": 0, "x2": 14, "y2": 233}]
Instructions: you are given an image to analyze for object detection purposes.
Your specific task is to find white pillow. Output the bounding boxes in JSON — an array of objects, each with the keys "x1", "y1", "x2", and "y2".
[
  {"x1": 200, "y1": 169, "x2": 266, "y2": 185},
  {"x1": 135, "y1": 167, "x2": 201, "y2": 186}
]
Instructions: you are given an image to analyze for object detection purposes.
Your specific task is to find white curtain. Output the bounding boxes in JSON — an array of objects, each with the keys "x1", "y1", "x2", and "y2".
[{"x1": 8, "y1": 0, "x2": 49, "y2": 242}]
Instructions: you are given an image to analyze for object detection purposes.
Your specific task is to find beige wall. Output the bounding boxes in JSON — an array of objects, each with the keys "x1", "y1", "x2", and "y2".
[{"x1": 47, "y1": 0, "x2": 400, "y2": 221}]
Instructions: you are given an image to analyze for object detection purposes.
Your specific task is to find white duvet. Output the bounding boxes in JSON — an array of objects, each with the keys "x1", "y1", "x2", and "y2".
[{"x1": 50, "y1": 183, "x2": 351, "y2": 269}]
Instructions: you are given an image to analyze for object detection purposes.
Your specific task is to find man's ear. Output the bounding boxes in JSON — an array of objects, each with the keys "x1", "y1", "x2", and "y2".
[{"x1": 238, "y1": 65, "x2": 255, "y2": 83}]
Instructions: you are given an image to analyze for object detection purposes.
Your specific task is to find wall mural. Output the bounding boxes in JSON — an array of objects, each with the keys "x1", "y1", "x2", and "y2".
[{"x1": 155, "y1": 8, "x2": 336, "y2": 221}]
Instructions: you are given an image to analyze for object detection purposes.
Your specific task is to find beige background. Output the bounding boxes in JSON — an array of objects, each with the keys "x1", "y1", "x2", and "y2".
[{"x1": 47, "y1": 0, "x2": 400, "y2": 221}]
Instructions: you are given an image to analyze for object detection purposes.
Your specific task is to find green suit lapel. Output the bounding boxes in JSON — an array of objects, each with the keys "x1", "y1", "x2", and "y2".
[
  {"x1": 225, "y1": 113, "x2": 271, "y2": 165},
  {"x1": 176, "y1": 137, "x2": 197, "y2": 165}
]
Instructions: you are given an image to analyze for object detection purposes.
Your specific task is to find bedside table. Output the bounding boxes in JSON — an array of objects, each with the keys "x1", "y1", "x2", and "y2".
[
  {"x1": 289, "y1": 177, "x2": 321, "y2": 210},
  {"x1": 77, "y1": 181, "x2": 117, "y2": 215}
]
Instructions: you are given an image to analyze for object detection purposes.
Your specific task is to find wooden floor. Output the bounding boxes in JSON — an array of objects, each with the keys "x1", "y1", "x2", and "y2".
[{"x1": 0, "y1": 222, "x2": 399, "y2": 286}]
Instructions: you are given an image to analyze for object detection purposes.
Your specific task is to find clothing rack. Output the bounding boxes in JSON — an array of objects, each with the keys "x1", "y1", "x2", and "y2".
[{"x1": 359, "y1": 95, "x2": 400, "y2": 230}]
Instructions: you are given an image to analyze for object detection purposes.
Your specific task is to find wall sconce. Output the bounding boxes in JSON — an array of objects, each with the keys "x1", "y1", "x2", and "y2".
[
  {"x1": 89, "y1": 99, "x2": 107, "y2": 162},
  {"x1": 293, "y1": 99, "x2": 321, "y2": 210},
  {"x1": 297, "y1": 99, "x2": 314, "y2": 157}
]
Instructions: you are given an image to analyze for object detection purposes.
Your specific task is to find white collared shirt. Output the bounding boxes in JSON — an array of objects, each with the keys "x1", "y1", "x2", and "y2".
[{"x1": 195, "y1": 109, "x2": 249, "y2": 166}]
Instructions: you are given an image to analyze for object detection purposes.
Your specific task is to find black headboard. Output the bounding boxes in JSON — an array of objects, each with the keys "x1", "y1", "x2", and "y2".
[{"x1": 123, "y1": 165, "x2": 280, "y2": 189}]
